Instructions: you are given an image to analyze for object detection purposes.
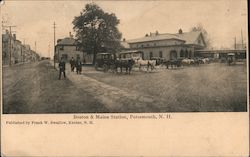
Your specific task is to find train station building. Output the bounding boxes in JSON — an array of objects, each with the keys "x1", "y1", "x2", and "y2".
[{"x1": 126, "y1": 29, "x2": 206, "y2": 60}]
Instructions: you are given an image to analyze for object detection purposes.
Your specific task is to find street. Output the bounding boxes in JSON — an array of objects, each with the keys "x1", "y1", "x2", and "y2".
[
  {"x1": 3, "y1": 61, "x2": 108, "y2": 113},
  {"x1": 3, "y1": 60, "x2": 247, "y2": 113}
]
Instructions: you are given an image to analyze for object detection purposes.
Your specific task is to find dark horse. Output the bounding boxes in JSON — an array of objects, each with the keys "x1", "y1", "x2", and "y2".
[
  {"x1": 163, "y1": 59, "x2": 182, "y2": 69},
  {"x1": 113, "y1": 59, "x2": 135, "y2": 74}
]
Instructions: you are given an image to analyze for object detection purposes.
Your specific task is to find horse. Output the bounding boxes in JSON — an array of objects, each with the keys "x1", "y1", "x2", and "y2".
[
  {"x1": 113, "y1": 59, "x2": 135, "y2": 74},
  {"x1": 193, "y1": 58, "x2": 202, "y2": 66},
  {"x1": 181, "y1": 58, "x2": 195, "y2": 66},
  {"x1": 164, "y1": 59, "x2": 182, "y2": 69},
  {"x1": 201, "y1": 58, "x2": 210, "y2": 64},
  {"x1": 134, "y1": 58, "x2": 156, "y2": 71}
]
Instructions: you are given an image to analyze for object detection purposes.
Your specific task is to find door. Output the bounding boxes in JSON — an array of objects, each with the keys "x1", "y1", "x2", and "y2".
[{"x1": 170, "y1": 50, "x2": 177, "y2": 60}]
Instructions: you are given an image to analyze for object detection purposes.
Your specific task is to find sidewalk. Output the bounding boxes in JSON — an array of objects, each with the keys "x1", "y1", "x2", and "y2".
[{"x1": 52, "y1": 61, "x2": 160, "y2": 112}]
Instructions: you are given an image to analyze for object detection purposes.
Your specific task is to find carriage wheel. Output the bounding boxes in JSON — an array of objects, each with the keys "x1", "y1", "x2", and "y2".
[
  {"x1": 103, "y1": 64, "x2": 109, "y2": 72},
  {"x1": 95, "y1": 63, "x2": 99, "y2": 70},
  {"x1": 110, "y1": 64, "x2": 116, "y2": 73}
]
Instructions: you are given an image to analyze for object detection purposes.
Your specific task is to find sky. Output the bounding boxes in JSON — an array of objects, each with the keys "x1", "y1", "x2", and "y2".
[{"x1": 1, "y1": 0, "x2": 247, "y2": 57}]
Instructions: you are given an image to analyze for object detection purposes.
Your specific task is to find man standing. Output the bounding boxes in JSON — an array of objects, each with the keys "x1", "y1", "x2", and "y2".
[
  {"x1": 70, "y1": 57, "x2": 76, "y2": 72},
  {"x1": 75, "y1": 58, "x2": 82, "y2": 74},
  {"x1": 59, "y1": 57, "x2": 66, "y2": 80}
]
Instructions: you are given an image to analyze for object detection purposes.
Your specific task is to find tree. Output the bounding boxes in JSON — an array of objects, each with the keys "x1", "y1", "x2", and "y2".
[
  {"x1": 72, "y1": 3, "x2": 122, "y2": 64},
  {"x1": 190, "y1": 23, "x2": 212, "y2": 49}
]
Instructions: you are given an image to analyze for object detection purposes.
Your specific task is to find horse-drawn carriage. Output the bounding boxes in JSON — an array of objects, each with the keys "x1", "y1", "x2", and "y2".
[
  {"x1": 95, "y1": 53, "x2": 116, "y2": 72},
  {"x1": 122, "y1": 50, "x2": 157, "y2": 71},
  {"x1": 95, "y1": 52, "x2": 135, "y2": 74},
  {"x1": 227, "y1": 53, "x2": 236, "y2": 65}
]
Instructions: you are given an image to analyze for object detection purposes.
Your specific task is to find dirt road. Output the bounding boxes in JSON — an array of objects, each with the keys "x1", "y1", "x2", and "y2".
[
  {"x1": 3, "y1": 61, "x2": 108, "y2": 113},
  {"x1": 2, "y1": 60, "x2": 247, "y2": 113}
]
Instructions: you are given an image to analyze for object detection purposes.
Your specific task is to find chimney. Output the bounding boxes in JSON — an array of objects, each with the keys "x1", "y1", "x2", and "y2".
[
  {"x1": 156, "y1": 30, "x2": 159, "y2": 35},
  {"x1": 145, "y1": 34, "x2": 149, "y2": 37},
  {"x1": 178, "y1": 29, "x2": 183, "y2": 34},
  {"x1": 123, "y1": 38, "x2": 126, "y2": 41},
  {"x1": 13, "y1": 34, "x2": 16, "y2": 40},
  {"x1": 69, "y1": 32, "x2": 73, "y2": 38}
]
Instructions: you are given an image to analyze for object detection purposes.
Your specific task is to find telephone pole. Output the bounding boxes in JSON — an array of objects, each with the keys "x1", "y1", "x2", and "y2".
[
  {"x1": 48, "y1": 44, "x2": 51, "y2": 59},
  {"x1": 53, "y1": 22, "x2": 56, "y2": 68},
  {"x1": 35, "y1": 41, "x2": 37, "y2": 53},
  {"x1": 234, "y1": 37, "x2": 236, "y2": 50},
  {"x1": 241, "y1": 29, "x2": 244, "y2": 49}
]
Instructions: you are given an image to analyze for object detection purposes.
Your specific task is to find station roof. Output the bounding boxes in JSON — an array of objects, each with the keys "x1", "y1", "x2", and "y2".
[
  {"x1": 127, "y1": 33, "x2": 185, "y2": 43},
  {"x1": 175, "y1": 31, "x2": 203, "y2": 45},
  {"x1": 127, "y1": 31, "x2": 203, "y2": 45},
  {"x1": 120, "y1": 41, "x2": 130, "y2": 49}
]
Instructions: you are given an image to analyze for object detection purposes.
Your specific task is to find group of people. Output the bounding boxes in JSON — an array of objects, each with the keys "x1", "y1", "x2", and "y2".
[
  {"x1": 58, "y1": 57, "x2": 84, "y2": 80},
  {"x1": 70, "y1": 57, "x2": 83, "y2": 74}
]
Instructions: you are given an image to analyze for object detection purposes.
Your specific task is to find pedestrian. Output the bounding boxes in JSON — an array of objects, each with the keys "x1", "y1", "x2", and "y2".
[
  {"x1": 70, "y1": 57, "x2": 76, "y2": 72},
  {"x1": 75, "y1": 58, "x2": 82, "y2": 74},
  {"x1": 58, "y1": 57, "x2": 66, "y2": 80}
]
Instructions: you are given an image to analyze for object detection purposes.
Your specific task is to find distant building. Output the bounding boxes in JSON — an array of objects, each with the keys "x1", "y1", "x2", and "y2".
[
  {"x1": 120, "y1": 38, "x2": 130, "y2": 50},
  {"x1": 2, "y1": 31, "x2": 15, "y2": 65},
  {"x1": 235, "y1": 43, "x2": 247, "y2": 50},
  {"x1": 13, "y1": 37, "x2": 22, "y2": 63},
  {"x1": 127, "y1": 29, "x2": 206, "y2": 60},
  {"x1": 195, "y1": 49, "x2": 246, "y2": 60},
  {"x1": 55, "y1": 32, "x2": 83, "y2": 62},
  {"x1": 2, "y1": 30, "x2": 40, "y2": 65}
]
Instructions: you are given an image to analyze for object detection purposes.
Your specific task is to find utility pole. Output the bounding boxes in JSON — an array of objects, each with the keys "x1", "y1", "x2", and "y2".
[
  {"x1": 35, "y1": 41, "x2": 36, "y2": 52},
  {"x1": 241, "y1": 29, "x2": 244, "y2": 49},
  {"x1": 48, "y1": 44, "x2": 51, "y2": 59},
  {"x1": 234, "y1": 37, "x2": 236, "y2": 50},
  {"x1": 53, "y1": 22, "x2": 56, "y2": 68},
  {"x1": 22, "y1": 38, "x2": 25, "y2": 62},
  {"x1": 3, "y1": 25, "x2": 17, "y2": 65}
]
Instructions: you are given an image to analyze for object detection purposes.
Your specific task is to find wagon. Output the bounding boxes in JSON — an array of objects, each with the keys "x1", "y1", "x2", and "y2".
[
  {"x1": 227, "y1": 53, "x2": 236, "y2": 65},
  {"x1": 95, "y1": 53, "x2": 116, "y2": 72},
  {"x1": 150, "y1": 57, "x2": 165, "y2": 66}
]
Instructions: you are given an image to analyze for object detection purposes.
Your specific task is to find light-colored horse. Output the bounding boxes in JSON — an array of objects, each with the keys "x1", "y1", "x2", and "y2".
[
  {"x1": 201, "y1": 58, "x2": 210, "y2": 64},
  {"x1": 134, "y1": 57, "x2": 156, "y2": 71},
  {"x1": 181, "y1": 58, "x2": 194, "y2": 65}
]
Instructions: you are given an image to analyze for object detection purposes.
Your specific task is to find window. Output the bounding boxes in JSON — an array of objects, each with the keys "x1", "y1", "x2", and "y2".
[
  {"x1": 103, "y1": 54, "x2": 109, "y2": 59},
  {"x1": 147, "y1": 43, "x2": 149, "y2": 47},
  {"x1": 154, "y1": 43, "x2": 156, "y2": 46},
  {"x1": 189, "y1": 51, "x2": 192, "y2": 58},
  {"x1": 141, "y1": 44, "x2": 144, "y2": 48},
  {"x1": 170, "y1": 50, "x2": 177, "y2": 60},
  {"x1": 62, "y1": 54, "x2": 68, "y2": 60},
  {"x1": 185, "y1": 50, "x2": 189, "y2": 58},
  {"x1": 149, "y1": 52, "x2": 153, "y2": 59},
  {"x1": 159, "y1": 51, "x2": 163, "y2": 58},
  {"x1": 77, "y1": 54, "x2": 80, "y2": 59},
  {"x1": 180, "y1": 50, "x2": 184, "y2": 57},
  {"x1": 60, "y1": 46, "x2": 64, "y2": 50}
]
